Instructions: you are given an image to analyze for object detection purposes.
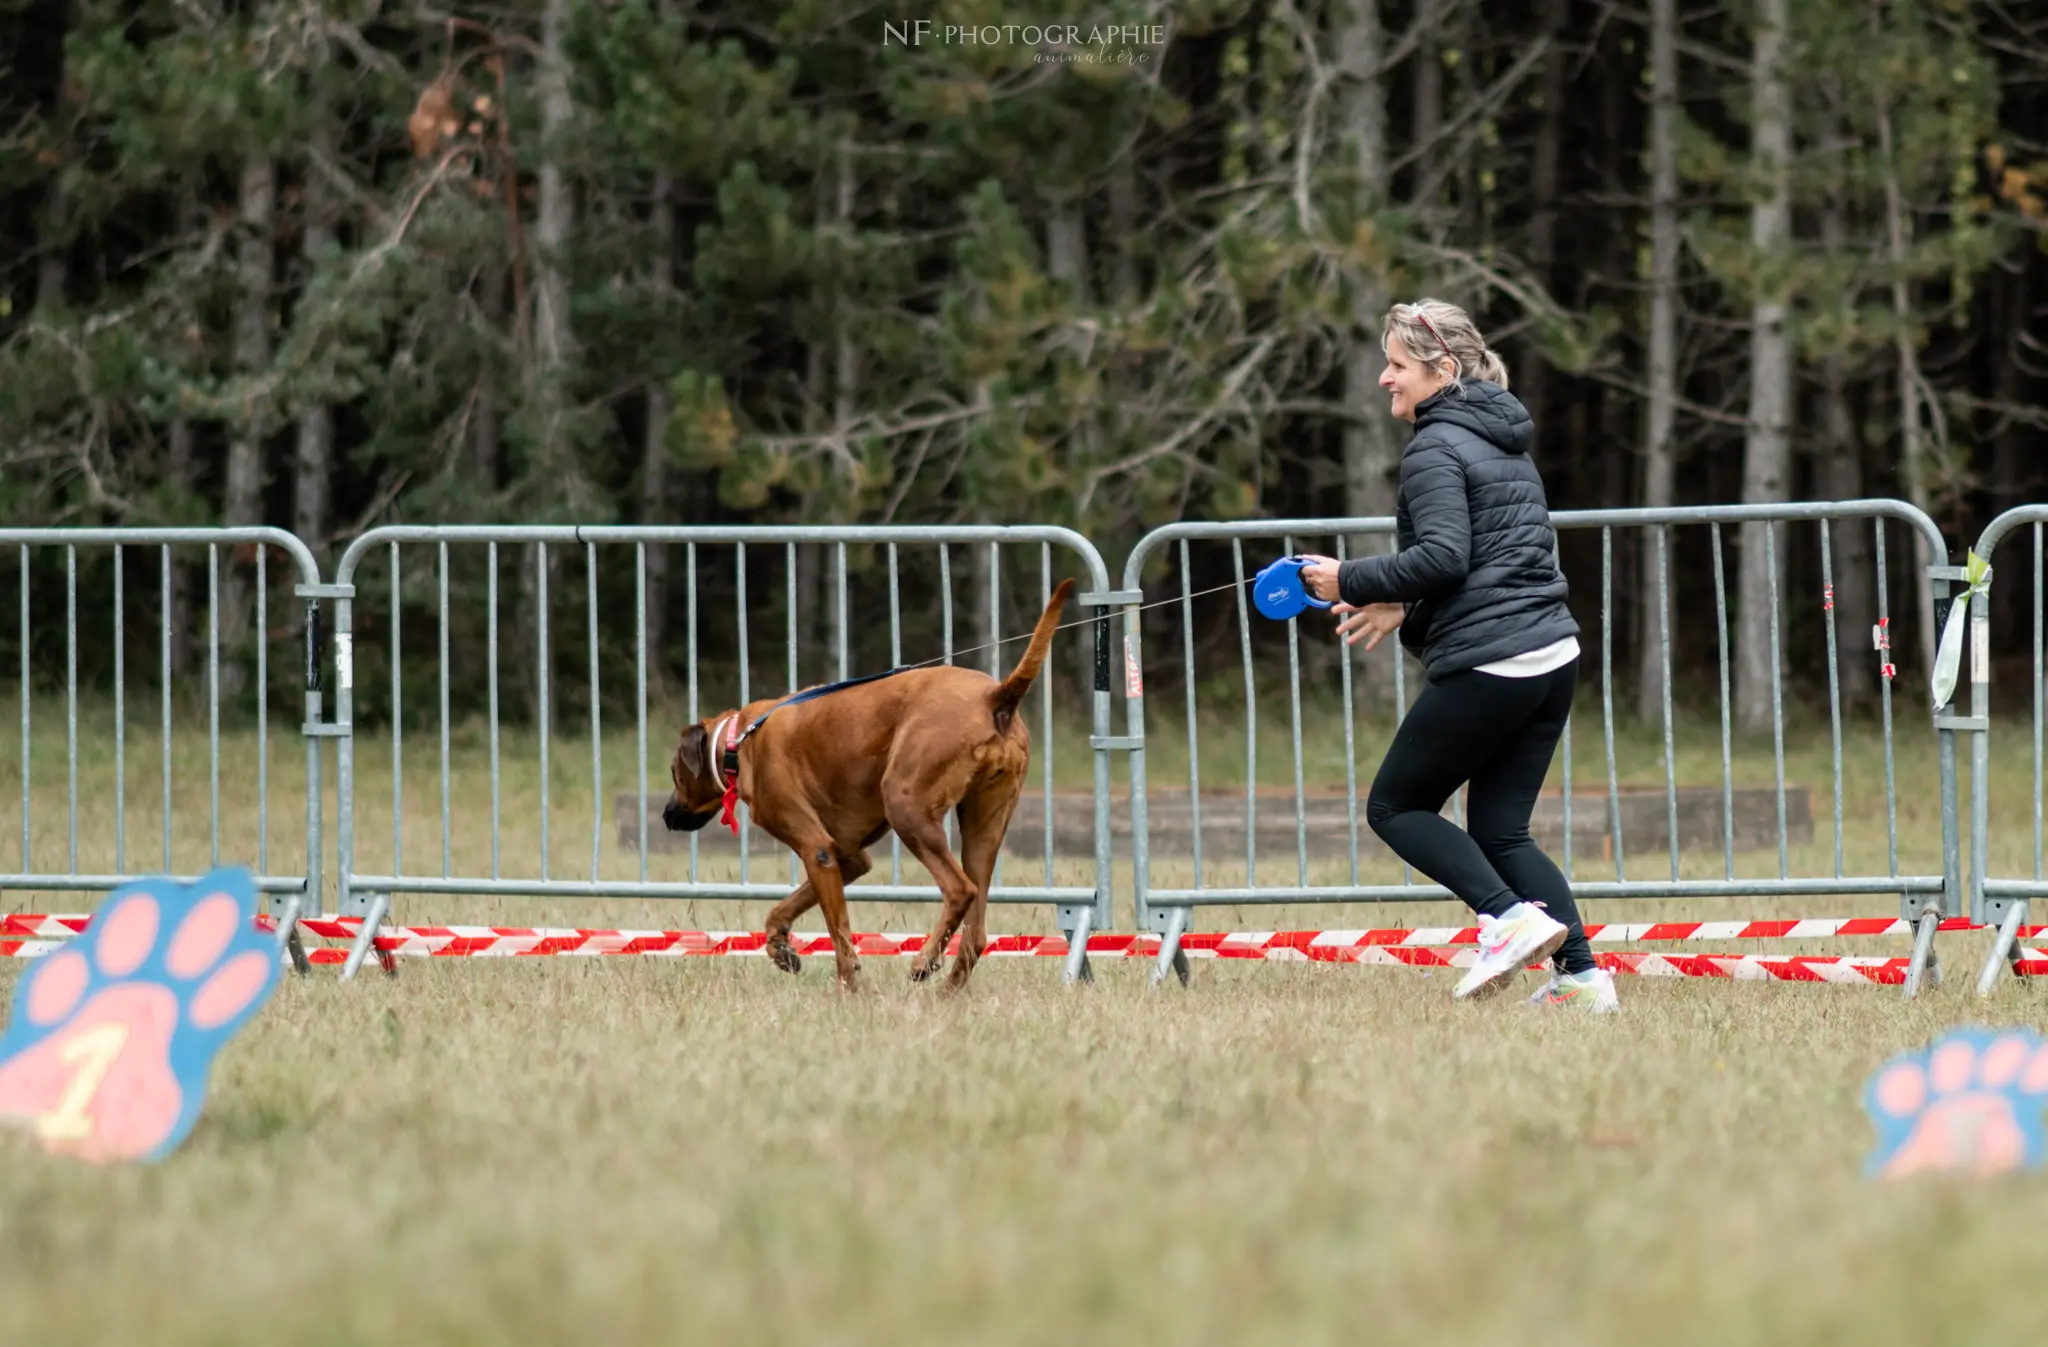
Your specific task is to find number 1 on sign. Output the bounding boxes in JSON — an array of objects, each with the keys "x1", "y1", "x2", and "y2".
[{"x1": 36, "y1": 1023, "x2": 130, "y2": 1142}]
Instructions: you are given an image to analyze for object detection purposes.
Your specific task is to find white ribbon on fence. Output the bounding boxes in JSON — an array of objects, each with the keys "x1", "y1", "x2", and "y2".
[{"x1": 1930, "y1": 550, "x2": 1992, "y2": 710}]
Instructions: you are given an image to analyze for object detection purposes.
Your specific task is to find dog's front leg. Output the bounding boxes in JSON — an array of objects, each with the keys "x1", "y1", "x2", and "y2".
[
  {"x1": 761, "y1": 883, "x2": 817, "y2": 975},
  {"x1": 802, "y1": 845, "x2": 863, "y2": 991}
]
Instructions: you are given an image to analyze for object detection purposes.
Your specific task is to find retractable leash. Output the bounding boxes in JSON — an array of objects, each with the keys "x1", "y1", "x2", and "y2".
[{"x1": 1251, "y1": 555, "x2": 1335, "y2": 621}]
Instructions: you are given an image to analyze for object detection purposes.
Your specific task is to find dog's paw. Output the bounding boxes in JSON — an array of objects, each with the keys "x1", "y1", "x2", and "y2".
[
  {"x1": 0, "y1": 872, "x2": 280, "y2": 1163},
  {"x1": 1865, "y1": 1028, "x2": 2048, "y2": 1178}
]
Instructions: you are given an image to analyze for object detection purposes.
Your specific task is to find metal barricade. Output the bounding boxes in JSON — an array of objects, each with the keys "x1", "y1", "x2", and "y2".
[
  {"x1": 329, "y1": 525, "x2": 1120, "y2": 982},
  {"x1": 0, "y1": 528, "x2": 330, "y2": 956},
  {"x1": 1119, "y1": 501, "x2": 1962, "y2": 996},
  {"x1": 1967, "y1": 507, "x2": 2048, "y2": 994}
]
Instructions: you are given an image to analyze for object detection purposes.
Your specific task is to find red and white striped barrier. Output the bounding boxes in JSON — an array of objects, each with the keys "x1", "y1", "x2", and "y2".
[
  {"x1": 1341, "y1": 944, "x2": 1920, "y2": 984},
  {"x1": 1186, "y1": 916, "x2": 1988, "y2": 948},
  {"x1": 0, "y1": 913, "x2": 2018, "y2": 986},
  {"x1": 0, "y1": 912, "x2": 2001, "y2": 946}
]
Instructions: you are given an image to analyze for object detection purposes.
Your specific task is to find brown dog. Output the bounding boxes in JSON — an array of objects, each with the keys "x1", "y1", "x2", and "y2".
[{"x1": 663, "y1": 578, "x2": 1077, "y2": 990}]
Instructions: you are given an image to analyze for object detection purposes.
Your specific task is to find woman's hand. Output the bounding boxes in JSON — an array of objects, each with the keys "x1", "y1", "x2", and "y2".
[
  {"x1": 1331, "y1": 601, "x2": 1406, "y2": 650},
  {"x1": 1298, "y1": 555, "x2": 1342, "y2": 603}
]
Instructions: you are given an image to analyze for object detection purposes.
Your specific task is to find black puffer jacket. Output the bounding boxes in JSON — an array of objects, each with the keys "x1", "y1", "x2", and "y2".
[{"x1": 1336, "y1": 379, "x2": 1578, "y2": 678}]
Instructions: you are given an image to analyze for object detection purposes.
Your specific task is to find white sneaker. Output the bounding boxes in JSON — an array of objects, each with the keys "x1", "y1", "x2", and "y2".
[
  {"x1": 1527, "y1": 966, "x2": 1621, "y2": 1014},
  {"x1": 1454, "y1": 902, "x2": 1569, "y2": 1000}
]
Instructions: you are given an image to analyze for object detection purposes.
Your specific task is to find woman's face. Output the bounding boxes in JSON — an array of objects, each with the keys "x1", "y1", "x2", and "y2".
[{"x1": 1379, "y1": 341, "x2": 1453, "y2": 423}]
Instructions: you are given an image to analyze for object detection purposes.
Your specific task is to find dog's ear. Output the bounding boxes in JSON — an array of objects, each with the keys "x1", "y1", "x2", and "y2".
[{"x1": 677, "y1": 722, "x2": 711, "y2": 783}]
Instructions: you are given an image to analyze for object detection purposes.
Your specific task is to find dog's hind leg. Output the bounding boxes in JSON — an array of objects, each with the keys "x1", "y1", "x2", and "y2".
[
  {"x1": 893, "y1": 811, "x2": 976, "y2": 984},
  {"x1": 948, "y1": 780, "x2": 1021, "y2": 989}
]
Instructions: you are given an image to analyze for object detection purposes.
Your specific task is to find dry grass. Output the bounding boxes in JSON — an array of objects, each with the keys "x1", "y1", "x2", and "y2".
[
  {"x1": 4, "y1": 959, "x2": 2048, "y2": 1346},
  {"x1": 0, "y1": 697, "x2": 2045, "y2": 1345}
]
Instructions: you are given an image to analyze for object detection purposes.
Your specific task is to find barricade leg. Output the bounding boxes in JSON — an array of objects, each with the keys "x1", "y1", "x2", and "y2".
[{"x1": 1151, "y1": 907, "x2": 1190, "y2": 988}]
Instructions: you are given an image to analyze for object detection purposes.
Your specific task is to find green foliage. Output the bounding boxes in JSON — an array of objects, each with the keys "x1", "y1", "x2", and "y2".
[
  {"x1": 1690, "y1": 0, "x2": 2004, "y2": 363},
  {"x1": 0, "y1": 0, "x2": 2037, "y2": 701}
]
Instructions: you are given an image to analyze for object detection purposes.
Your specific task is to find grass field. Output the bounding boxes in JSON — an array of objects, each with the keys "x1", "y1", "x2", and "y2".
[{"x1": 1, "y1": 689, "x2": 2046, "y2": 1345}]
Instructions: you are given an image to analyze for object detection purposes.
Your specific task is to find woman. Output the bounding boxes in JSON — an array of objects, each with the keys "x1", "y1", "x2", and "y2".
[{"x1": 1301, "y1": 298, "x2": 1616, "y2": 1013}]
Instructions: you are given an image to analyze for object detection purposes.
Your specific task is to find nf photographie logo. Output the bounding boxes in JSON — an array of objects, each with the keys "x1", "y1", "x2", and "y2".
[{"x1": 882, "y1": 19, "x2": 1167, "y2": 63}]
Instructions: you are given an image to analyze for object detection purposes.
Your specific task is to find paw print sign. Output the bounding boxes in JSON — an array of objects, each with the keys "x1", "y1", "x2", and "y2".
[
  {"x1": 1864, "y1": 1027, "x2": 2048, "y2": 1179},
  {"x1": 0, "y1": 868, "x2": 281, "y2": 1164}
]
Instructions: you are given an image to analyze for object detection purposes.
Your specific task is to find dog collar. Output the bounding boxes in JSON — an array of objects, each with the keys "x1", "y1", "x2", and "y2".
[
  {"x1": 710, "y1": 715, "x2": 742, "y2": 837},
  {"x1": 710, "y1": 715, "x2": 738, "y2": 787}
]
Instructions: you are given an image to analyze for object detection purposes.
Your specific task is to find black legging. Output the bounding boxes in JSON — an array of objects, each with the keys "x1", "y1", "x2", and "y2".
[{"x1": 1365, "y1": 659, "x2": 1595, "y2": 975}]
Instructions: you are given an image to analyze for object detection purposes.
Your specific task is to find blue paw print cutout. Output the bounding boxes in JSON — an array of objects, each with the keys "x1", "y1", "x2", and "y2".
[
  {"x1": 1864, "y1": 1026, "x2": 2048, "y2": 1179},
  {"x1": 0, "y1": 867, "x2": 283, "y2": 1164}
]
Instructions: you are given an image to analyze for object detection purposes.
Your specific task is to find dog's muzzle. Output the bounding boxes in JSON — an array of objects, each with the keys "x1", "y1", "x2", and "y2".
[{"x1": 662, "y1": 800, "x2": 718, "y2": 833}]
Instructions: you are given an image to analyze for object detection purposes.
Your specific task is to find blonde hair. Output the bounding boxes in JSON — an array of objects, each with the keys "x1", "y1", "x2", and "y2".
[{"x1": 1382, "y1": 298, "x2": 1510, "y2": 392}]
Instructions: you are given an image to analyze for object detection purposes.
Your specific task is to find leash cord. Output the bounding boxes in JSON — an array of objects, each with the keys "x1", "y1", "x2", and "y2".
[
  {"x1": 887, "y1": 577, "x2": 1255, "y2": 674},
  {"x1": 727, "y1": 575, "x2": 1268, "y2": 748}
]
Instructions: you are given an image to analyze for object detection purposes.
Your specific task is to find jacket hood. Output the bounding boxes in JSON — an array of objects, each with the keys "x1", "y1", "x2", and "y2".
[{"x1": 1414, "y1": 379, "x2": 1534, "y2": 454}]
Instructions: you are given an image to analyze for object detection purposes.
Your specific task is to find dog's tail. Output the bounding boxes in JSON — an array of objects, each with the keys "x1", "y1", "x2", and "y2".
[{"x1": 990, "y1": 578, "x2": 1078, "y2": 728}]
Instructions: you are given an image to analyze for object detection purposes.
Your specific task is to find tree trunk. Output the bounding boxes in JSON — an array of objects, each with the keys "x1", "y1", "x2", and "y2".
[
  {"x1": 518, "y1": 0, "x2": 577, "y2": 723},
  {"x1": 158, "y1": 184, "x2": 201, "y2": 681},
  {"x1": 641, "y1": 170, "x2": 675, "y2": 673},
  {"x1": 1988, "y1": 265, "x2": 2028, "y2": 652},
  {"x1": 1102, "y1": 161, "x2": 1140, "y2": 708},
  {"x1": 1046, "y1": 201, "x2": 1087, "y2": 302},
  {"x1": 1336, "y1": 0, "x2": 1404, "y2": 706},
  {"x1": 1635, "y1": 0, "x2": 1679, "y2": 722},
  {"x1": 37, "y1": 183, "x2": 69, "y2": 314},
  {"x1": 1411, "y1": 34, "x2": 1441, "y2": 208},
  {"x1": 1045, "y1": 193, "x2": 1095, "y2": 701},
  {"x1": 1106, "y1": 159, "x2": 1140, "y2": 305},
  {"x1": 827, "y1": 142, "x2": 855, "y2": 674},
  {"x1": 1737, "y1": 0, "x2": 1791, "y2": 735},
  {"x1": 166, "y1": 416, "x2": 197, "y2": 680},
  {"x1": 473, "y1": 260, "x2": 504, "y2": 491},
  {"x1": 532, "y1": 0, "x2": 576, "y2": 467},
  {"x1": 1875, "y1": 75, "x2": 1937, "y2": 679},
  {"x1": 1817, "y1": 153, "x2": 1877, "y2": 710},
  {"x1": 969, "y1": 541, "x2": 996, "y2": 679},
  {"x1": 792, "y1": 545, "x2": 822, "y2": 688},
  {"x1": 1819, "y1": 355, "x2": 1877, "y2": 709},
  {"x1": 35, "y1": 0, "x2": 73, "y2": 313},
  {"x1": 292, "y1": 404, "x2": 333, "y2": 556},
  {"x1": 1335, "y1": 0, "x2": 1400, "y2": 529},
  {"x1": 221, "y1": 155, "x2": 275, "y2": 698},
  {"x1": 1451, "y1": 2, "x2": 1481, "y2": 231},
  {"x1": 294, "y1": 130, "x2": 335, "y2": 560},
  {"x1": 1523, "y1": 0, "x2": 1570, "y2": 448}
]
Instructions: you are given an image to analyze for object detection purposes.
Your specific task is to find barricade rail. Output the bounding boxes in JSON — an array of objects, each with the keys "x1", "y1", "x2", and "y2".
[
  {"x1": 0, "y1": 504, "x2": 2008, "y2": 1002},
  {"x1": 0, "y1": 527, "x2": 329, "y2": 971},
  {"x1": 1117, "y1": 501, "x2": 1962, "y2": 996},
  {"x1": 326, "y1": 525, "x2": 1120, "y2": 983}
]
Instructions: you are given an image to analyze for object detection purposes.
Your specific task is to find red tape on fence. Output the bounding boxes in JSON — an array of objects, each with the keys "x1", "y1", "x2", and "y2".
[
  {"x1": 0, "y1": 911, "x2": 2007, "y2": 985},
  {"x1": 0, "y1": 912, "x2": 1996, "y2": 945}
]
